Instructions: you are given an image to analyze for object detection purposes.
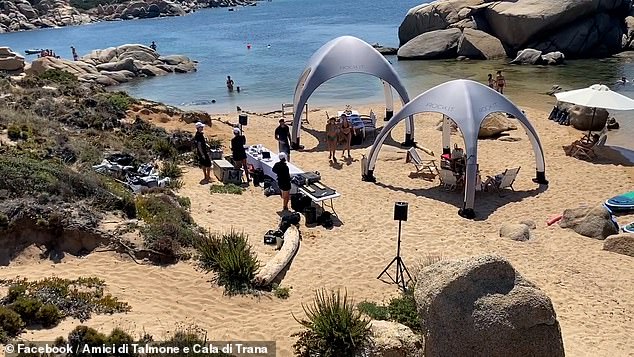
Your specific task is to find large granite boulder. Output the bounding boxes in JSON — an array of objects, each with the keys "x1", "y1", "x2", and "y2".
[
  {"x1": 457, "y1": 28, "x2": 506, "y2": 59},
  {"x1": 478, "y1": 113, "x2": 517, "y2": 138},
  {"x1": 140, "y1": 65, "x2": 168, "y2": 77},
  {"x1": 542, "y1": 51, "x2": 565, "y2": 65},
  {"x1": 569, "y1": 105, "x2": 609, "y2": 131},
  {"x1": 369, "y1": 320, "x2": 423, "y2": 357},
  {"x1": 0, "y1": 47, "x2": 25, "y2": 72},
  {"x1": 159, "y1": 54, "x2": 191, "y2": 65},
  {"x1": 96, "y1": 58, "x2": 137, "y2": 73},
  {"x1": 603, "y1": 233, "x2": 634, "y2": 257},
  {"x1": 527, "y1": 13, "x2": 623, "y2": 58},
  {"x1": 484, "y1": 0, "x2": 626, "y2": 48},
  {"x1": 398, "y1": 0, "x2": 486, "y2": 46},
  {"x1": 26, "y1": 56, "x2": 98, "y2": 77},
  {"x1": 397, "y1": 28, "x2": 462, "y2": 60},
  {"x1": 415, "y1": 255, "x2": 564, "y2": 357},
  {"x1": 559, "y1": 204, "x2": 619, "y2": 239}
]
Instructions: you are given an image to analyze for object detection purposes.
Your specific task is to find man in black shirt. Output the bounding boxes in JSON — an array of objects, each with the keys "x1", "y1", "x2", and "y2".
[
  {"x1": 194, "y1": 122, "x2": 211, "y2": 183},
  {"x1": 275, "y1": 119, "x2": 291, "y2": 161},
  {"x1": 272, "y1": 152, "x2": 291, "y2": 211},
  {"x1": 231, "y1": 127, "x2": 250, "y2": 183}
]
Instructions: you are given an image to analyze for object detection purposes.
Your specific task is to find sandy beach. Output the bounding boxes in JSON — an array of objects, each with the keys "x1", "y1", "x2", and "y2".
[{"x1": 1, "y1": 102, "x2": 633, "y2": 356}]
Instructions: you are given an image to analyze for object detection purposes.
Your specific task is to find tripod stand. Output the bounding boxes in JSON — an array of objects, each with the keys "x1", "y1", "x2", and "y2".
[{"x1": 377, "y1": 219, "x2": 412, "y2": 292}]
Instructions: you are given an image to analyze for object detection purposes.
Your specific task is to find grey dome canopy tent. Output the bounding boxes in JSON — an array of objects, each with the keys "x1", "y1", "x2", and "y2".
[
  {"x1": 362, "y1": 79, "x2": 548, "y2": 219},
  {"x1": 291, "y1": 36, "x2": 415, "y2": 149}
]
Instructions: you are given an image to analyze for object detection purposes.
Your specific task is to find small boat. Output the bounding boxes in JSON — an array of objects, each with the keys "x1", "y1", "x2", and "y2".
[{"x1": 24, "y1": 49, "x2": 42, "y2": 55}]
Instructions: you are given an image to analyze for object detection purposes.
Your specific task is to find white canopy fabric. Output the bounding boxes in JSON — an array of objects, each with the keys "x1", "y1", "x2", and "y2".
[
  {"x1": 554, "y1": 84, "x2": 634, "y2": 110},
  {"x1": 363, "y1": 79, "x2": 548, "y2": 219},
  {"x1": 291, "y1": 36, "x2": 415, "y2": 148}
]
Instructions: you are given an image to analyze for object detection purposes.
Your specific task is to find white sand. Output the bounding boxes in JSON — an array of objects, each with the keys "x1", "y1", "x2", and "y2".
[{"x1": 1, "y1": 104, "x2": 633, "y2": 356}]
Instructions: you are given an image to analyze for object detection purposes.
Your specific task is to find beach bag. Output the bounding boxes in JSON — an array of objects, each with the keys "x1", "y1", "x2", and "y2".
[
  {"x1": 282, "y1": 212, "x2": 301, "y2": 226},
  {"x1": 264, "y1": 229, "x2": 283, "y2": 245},
  {"x1": 318, "y1": 211, "x2": 333, "y2": 229}
]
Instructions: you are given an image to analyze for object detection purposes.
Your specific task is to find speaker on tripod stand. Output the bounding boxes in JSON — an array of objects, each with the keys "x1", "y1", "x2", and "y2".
[{"x1": 378, "y1": 202, "x2": 412, "y2": 292}]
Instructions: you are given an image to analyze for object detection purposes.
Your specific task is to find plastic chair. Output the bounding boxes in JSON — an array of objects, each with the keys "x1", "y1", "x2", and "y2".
[
  {"x1": 484, "y1": 167, "x2": 521, "y2": 196},
  {"x1": 406, "y1": 147, "x2": 438, "y2": 178}
]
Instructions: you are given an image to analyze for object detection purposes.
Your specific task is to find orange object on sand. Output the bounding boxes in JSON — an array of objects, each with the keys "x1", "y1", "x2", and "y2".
[{"x1": 547, "y1": 214, "x2": 563, "y2": 226}]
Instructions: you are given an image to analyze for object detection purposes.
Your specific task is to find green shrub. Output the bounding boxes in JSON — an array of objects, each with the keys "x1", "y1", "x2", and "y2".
[
  {"x1": 35, "y1": 304, "x2": 62, "y2": 328},
  {"x1": 386, "y1": 290, "x2": 421, "y2": 331},
  {"x1": 272, "y1": 284, "x2": 291, "y2": 299},
  {"x1": 107, "y1": 328, "x2": 135, "y2": 356},
  {"x1": 68, "y1": 325, "x2": 108, "y2": 353},
  {"x1": 37, "y1": 69, "x2": 78, "y2": 86},
  {"x1": 160, "y1": 161, "x2": 183, "y2": 178},
  {"x1": 292, "y1": 289, "x2": 371, "y2": 357},
  {"x1": 98, "y1": 91, "x2": 134, "y2": 112},
  {"x1": 215, "y1": 231, "x2": 260, "y2": 294},
  {"x1": 0, "y1": 306, "x2": 25, "y2": 336},
  {"x1": 5, "y1": 284, "x2": 26, "y2": 303},
  {"x1": 195, "y1": 232, "x2": 223, "y2": 271},
  {"x1": 357, "y1": 300, "x2": 389, "y2": 321},
  {"x1": 10, "y1": 296, "x2": 43, "y2": 324},
  {"x1": 209, "y1": 184, "x2": 243, "y2": 195},
  {"x1": 153, "y1": 138, "x2": 178, "y2": 160}
]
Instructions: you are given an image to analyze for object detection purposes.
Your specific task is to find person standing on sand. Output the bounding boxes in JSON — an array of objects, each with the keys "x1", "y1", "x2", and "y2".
[
  {"x1": 340, "y1": 114, "x2": 353, "y2": 159},
  {"x1": 231, "y1": 127, "x2": 250, "y2": 183},
  {"x1": 194, "y1": 122, "x2": 212, "y2": 183},
  {"x1": 496, "y1": 70, "x2": 506, "y2": 94},
  {"x1": 326, "y1": 117, "x2": 339, "y2": 163},
  {"x1": 226, "y1": 76, "x2": 234, "y2": 92},
  {"x1": 275, "y1": 118, "x2": 291, "y2": 161},
  {"x1": 487, "y1": 73, "x2": 495, "y2": 89},
  {"x1": 272, "y1": 152, "x2": 291, "y2": 211},
  {"x1": 71, "y1": 46, "x2": 78, "y2": 61}
]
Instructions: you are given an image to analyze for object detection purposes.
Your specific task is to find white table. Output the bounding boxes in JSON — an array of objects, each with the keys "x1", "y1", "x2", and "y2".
[
  {"x1": 246, "y1": 145, "x2": 303, "y2": 180},
  {"x1": 298, "y1": 186, "x2": 341, "y2": 215}
]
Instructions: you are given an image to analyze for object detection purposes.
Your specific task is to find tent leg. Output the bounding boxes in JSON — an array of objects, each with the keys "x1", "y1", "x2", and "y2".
[
  {"x1": 362, "y1": 169, "x2": 376, "y2": 182},
  {"x1": 401, "y1": 133, "x2": 416, "y2": 148},
  {"x1": 385, "y1": 109, "x2": 393, "y2": 121},
  {"x1": 291, "y1": 139, "x2": 303, "y2": 150},
  {"x1": 533, "y1": 170, "x2": 549, "y2": 185},
  {"x1": 459, "y1": 208, "x2": 476, "y2": 219}
]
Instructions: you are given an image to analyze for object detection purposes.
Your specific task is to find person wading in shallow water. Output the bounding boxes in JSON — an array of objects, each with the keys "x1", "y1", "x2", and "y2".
[
  {"x1": 496, "y1": 70, "x2": 506, "y2": 94},
  {"x1": 226, "y1": 76, "x2": 234, "y2": 92},
  {"x1": 194, "y1": 122, "x2": 211, "y2": 183}
]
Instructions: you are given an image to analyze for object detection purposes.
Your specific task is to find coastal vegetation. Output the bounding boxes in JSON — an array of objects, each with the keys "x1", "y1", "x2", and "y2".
[
  {"x1": 209, "y1": 183, "x2": 244, "y2": 195},
  {"x1": 195, "y1": 230, "x2": 261, "y2": 294},
  {"x1": 357, "y1": 290, "x2": 421, "y2": 332},
  {"x1": 0, "y1": 277, "x2": 130, "y2": 342},
  {"x1": 292, "y1": 289, "x2": 372, "y2": 357}
]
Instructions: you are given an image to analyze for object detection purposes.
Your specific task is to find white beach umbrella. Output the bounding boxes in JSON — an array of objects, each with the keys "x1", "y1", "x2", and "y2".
[{"x1": 554, "y1": 84, "x2": 634, "y2": 134}]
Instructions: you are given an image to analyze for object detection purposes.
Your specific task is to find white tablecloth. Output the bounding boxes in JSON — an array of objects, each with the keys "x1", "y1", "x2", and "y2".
[{"x1": 246, "y1": 145, "x2": 304, "y2": 180}]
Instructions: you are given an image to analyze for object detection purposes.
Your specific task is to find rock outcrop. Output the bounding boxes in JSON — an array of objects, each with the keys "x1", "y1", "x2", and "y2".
[
  {"x1": 369, "y1": 320, "x2": 424, "y2": 357},
  {"x1": 25, "y1": 44, "x2": 196, "y2": 86},
  {"x1": 398, "y1": 28, "x2": 462, "y2": 60},
  {"x1": 0, "y1": 47, "x2": 25, "y2": 72},
  {"x1": 399, "y1": 0, "x2": 633, "y2": 61},
  {"x1": 569, "y1": 105, "x2": 609, "y2": 131},
  {"x1": 558, "y1": 204, "x2": 619, "y2": 240},
  {"x1": 499, "y1": 222, "x2": 533, "y2": 241},
  {"x1": 603, "y1": 233, "x2": 634, "y2": 257},
  {"x1": 415, "y1": 255, "x2": 565, "y2": 357},
  {"x1": 457, "y1": 28, "x2": 506, "y2": 59},
  {"x1": 0, "y1": 0, "x2": 255, "y2": 33},
  {"x1": 478, "y1": 113, "x2": 517, "y2": 138}
]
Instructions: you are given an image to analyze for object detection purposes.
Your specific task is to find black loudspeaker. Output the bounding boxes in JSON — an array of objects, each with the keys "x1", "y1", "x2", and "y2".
[
  {"x1": 394, "y1": 202, "x2": 408, "y2": 221},
  {"x1": 239, "y1": 114, "x2": 248, "y2": 125}
]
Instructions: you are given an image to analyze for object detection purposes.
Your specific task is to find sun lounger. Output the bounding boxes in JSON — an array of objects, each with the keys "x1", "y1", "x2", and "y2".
[
  {"x1": 484, "y1": 167, "x2": 520, "y2": 196},
  {"x1": 569, "y1": 134, "x2": 607, "y2": 160},
  {"x1": 406, "y1": 147, "x2": 438, "y2": 178}
]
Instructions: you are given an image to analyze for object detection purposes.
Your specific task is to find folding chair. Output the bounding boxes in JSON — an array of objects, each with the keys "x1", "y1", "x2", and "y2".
[
  {"x1": 484, "y1": 167, "x2": 521, "y2": 196},
  {"x1": 439, "y1": 169, "x2": 457, "y2": 191},
  {"x1": 360, "y1": 110, "x2": 378, "y2": 141},
  {"x1": 569, "y1": 134, "x2": 607, "y2": 160},
  {"x1": 406, "y1": 147, "x2": 438, "y2": 178}
]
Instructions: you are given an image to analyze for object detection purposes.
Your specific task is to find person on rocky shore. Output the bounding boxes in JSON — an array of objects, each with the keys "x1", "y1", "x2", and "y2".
[
  {"x1": 150, "y1": 41, "x2": 157, "y2": 51},
  {"x1": 194, "y1": 122, "x2": 212, "y2": 184}
]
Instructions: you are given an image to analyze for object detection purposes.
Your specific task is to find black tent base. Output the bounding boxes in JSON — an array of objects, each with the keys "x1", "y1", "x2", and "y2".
[{"x1": 459, "y1": 208, "x2": 476, "y2": 219}]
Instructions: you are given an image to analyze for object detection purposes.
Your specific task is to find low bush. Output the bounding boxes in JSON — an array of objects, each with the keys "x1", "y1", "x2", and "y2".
[
  {"x1": 10, "y1": 296, "x2": 43, "y2": 324},
  {"x1": 35, "y1": 304, "x2": 62, "y2": 328},
  {"x1": 356, "y1": 289, "x2": 421, "y2": 332},
  {"x1": 0, "y1": 306, "x2": 24, "y2": 337},
  {"x1": 209, "y1": 184, "x2": 243, "y2": 195},
  {"x1": 160, "y1": 161, "x2": 183, "y2": 178},
  {"x1": 37, "y1": 69, "x2": 79, "y2": 86},
  {"x1": 292, "y1": 289, "x2": 372, "y2": 357},
  {"x1": 272, "y1": 284, "x2": 291, "y2": 299},
  {"x1": 68, "y1": 325, "x2": 108, "y2": 353},
  {"x1": 195, "y1": 230, "x2": 260, "y2": 294}
]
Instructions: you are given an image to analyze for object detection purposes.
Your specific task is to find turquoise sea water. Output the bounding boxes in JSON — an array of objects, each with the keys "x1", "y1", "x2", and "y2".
[{"x1": 1, "y1": 0, "x2": 633, "y2": 149}]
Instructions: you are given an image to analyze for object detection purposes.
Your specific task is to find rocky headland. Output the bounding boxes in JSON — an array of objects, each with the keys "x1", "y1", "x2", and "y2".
[
  {"x1": 398, "y1": 0, "x2": 634, "y2": 64},
  {"x1": 0, "y1": 0, "x2": 256, "y2": 33},
  {"x1": 8, "y1": 44, "x2": 197, "y2": 86}
]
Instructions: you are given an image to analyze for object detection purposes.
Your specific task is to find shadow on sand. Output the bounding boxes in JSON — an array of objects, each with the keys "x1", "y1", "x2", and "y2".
[{"x1": 374, "y1": 182, "x2": 549, "y2": 220}]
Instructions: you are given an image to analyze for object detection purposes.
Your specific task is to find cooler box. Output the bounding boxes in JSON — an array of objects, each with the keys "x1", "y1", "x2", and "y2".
[{"x1": 213, "y1": 159, "x2": 242, "y2": 184}]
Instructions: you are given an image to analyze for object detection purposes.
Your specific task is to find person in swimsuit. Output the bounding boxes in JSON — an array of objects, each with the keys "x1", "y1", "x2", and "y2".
[
  {"x1": 495, "y1": 70, "x2": 506, "y2": 94},
  {"x1": 487, "y1": 73, "x2": 495, "y2": 89},
  {"x1": 340, "y1": 114, "x2": 353, "y2": 159},
  {"x1": 326, "y1": 117, "x2": 339, "y2": 163}
]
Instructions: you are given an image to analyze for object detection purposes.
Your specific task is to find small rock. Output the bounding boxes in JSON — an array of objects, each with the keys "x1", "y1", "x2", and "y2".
[
  {"x1": 369, "y1": 320, "x2": 423, "y2": 357},
  {"x1": 500, "y1": 223, "x2": 532, "y2": 241},
  {"x1": 603, "y1": 233, "x2": 634, "y2": 257}
]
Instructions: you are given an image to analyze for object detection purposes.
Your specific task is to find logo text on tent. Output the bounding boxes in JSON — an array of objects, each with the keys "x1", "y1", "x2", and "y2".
[
  {"x1": 479, "y1": 102, "x2": 498, "y2": 112},
  {"x1": 339, "y1": 64, "x2": 366, "y2": 70},
  {"x1": 425, "y1": 102, "x2": 454, "y2": 112}
]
